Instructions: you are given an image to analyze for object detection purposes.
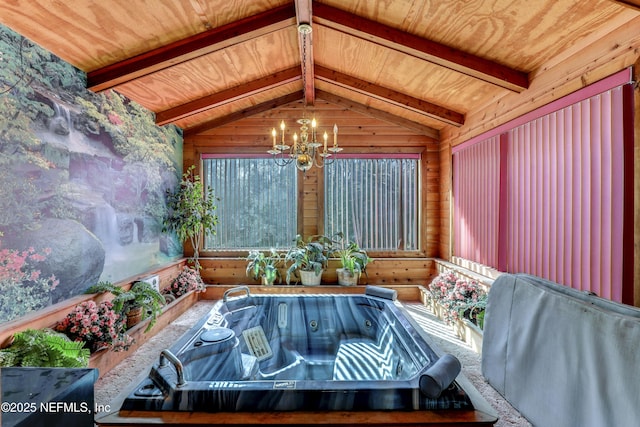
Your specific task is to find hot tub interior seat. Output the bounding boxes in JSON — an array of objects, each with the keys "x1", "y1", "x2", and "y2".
[
  {"x1": 334, "y1": 323, "x2": 405, "y2": 381},
  {"x1": 223, "y1": 297, "x2": 421, "y2": 382}
]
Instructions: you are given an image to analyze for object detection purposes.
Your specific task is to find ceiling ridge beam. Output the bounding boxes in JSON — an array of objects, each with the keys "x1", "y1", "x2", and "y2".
[
  {"x1": 313, "y1": 2, "x2": 528, "y2": 93},
  {"x1": 183, "y1": 91, "x2": 303, "y2": 137},
  {"x1": 155, "y1": 67, "x2": 301, "y2": 125},
  {"x1": 316, "y1": 89, "x2": 439, "y2": 141},
  {"x1": 315, "y1": 65, "x2": 464, "y2": 126},
  {"x1": 295, "y1": 0, "x2": 315, "y2": 105},
  {"x1": 87, "y1": 4, "x2": 297, "y2": 92}
]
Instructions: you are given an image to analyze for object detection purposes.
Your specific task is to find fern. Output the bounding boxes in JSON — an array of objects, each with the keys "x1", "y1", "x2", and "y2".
[
  {"x1": 1, "y1": 329, "x2": 89, "y2": 368},
  {"x1": 0, "y1": 350, "x2": 17, "y2": 367},
  {"x1": 45, "y1": 334, "x2": 89, "y2": 368}
]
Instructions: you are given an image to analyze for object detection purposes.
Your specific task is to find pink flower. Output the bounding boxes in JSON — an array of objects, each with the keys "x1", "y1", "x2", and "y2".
[{"x1": 55, "y1": 299, "x2": 133, "y2": 353}]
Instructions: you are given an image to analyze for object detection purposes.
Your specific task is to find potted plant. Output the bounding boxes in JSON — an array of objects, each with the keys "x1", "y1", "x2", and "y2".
[
  {"x1": 427, "y1": 271, "x2": 488, "y2": 328},
  {"x1": 163, "y1": 265, "x2": 206, "y2": 300},
  {"x1": 285, "y1": 234, "x2": 332, "y2": 286},
  {"x1": 55, "y1": 300, "x2": 133, "y2": 353},
  {"x1": 331, "y1": 232, "x2": 373, "y2": 286},
  {"x1": 86, "y1": 281, "x2": 165, "y2": 332},
  {"x1": 246, "y1": 249, "x2": 283, "y2": 285},
  {"x1": 163, "y1": 164, "x2": 218, "y2": 271}
]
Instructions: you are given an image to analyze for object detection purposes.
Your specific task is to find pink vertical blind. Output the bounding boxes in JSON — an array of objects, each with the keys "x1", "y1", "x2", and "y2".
[
  {"x1": 453, "y1": 136, "x2": 501, "y2": 267},
  {"x1": 452, "y1": 70, "x2": 631, "y2": 303},
  {"x1": 506, "y1": 86, "x2": 625, "y2": 301}
]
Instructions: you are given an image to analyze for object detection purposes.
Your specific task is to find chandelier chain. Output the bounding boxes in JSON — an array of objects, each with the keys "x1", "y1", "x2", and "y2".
[
  {"x1": 301, "y1": 30, "x2": 308, "y2": 103},
  {"x1": 266, "y1": 24, "x2": 341, "y2": 172}
]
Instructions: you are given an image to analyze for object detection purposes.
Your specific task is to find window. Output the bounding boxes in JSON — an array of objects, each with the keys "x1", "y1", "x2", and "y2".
[
  {"x1": 324, "y1": 156, "x2": 419, "y2": 251},
  {"x1": 202, "y1": 156, "x2": 297, "y2": 250}
]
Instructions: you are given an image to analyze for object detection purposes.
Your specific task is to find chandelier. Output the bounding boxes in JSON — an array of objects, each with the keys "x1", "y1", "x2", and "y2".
[{"x1": 267, "y1": 24, "x2": 342, "y2": 172}]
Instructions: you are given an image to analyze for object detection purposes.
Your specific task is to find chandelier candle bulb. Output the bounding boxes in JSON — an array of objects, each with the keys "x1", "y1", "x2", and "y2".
[
  {"x1": 312, "y1": 118, "x2": 317, "y2": 141},
  {"x1": 333, "y1": 124, "x2": 338, "y2": 147},
  {"x1": 323, "y1": 131, "x2": 328, "y2": 152},
  {"x1": 272, "y1": 128, "x2": 276, "y2": 149},
  {"x1": 280, "y1": 120, "x2": 285, "y2": 144}
]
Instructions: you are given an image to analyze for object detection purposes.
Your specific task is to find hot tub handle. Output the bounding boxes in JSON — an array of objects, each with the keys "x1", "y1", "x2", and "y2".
[
  {"x1": 223, "y1": 285, "x2": 251, "y2": 302},
  {"x1": 159, "y1": 349, "x2": 187, "y2": 387}
]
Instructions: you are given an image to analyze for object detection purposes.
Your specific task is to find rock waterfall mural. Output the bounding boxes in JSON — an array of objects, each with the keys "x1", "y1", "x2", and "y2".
[{"x1": 0, "y1": 25, "x2": 183, "y2": 323}]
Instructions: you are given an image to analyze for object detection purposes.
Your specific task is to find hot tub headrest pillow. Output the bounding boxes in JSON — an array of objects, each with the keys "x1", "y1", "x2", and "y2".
[
  {"x1": 419, "y1": 354, "x2": 462, "y2": 398},
  {"x1": 365, "y1": 285, "x2": 397, "y2": 301}
]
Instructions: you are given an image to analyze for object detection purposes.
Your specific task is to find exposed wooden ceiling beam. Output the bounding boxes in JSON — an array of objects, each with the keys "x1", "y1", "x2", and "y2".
[
  {"x1": 610, "y1": 0, "x2": 640, "y2": 10},
  {"x1": 316, "y1": 90, "x2": 439, "y2": 140},
  {"x1": 87, "y1": 4, "x2": 297, "y2": 92},
  {"x1": 183, "y1": 91, "x2": 303, "y2": 137},
  {"x1": 155, "y1": 67, "x2": 301, "y2": 125},
  {"x1": 295, "y1": 0, "x2": 315, "y2": 105},
  {"x1": 313, "y1": 2, "x2": 529, "y2": 93},
  {"x1": 315, "y1": 65, "x2": 464, "y2": 126}
]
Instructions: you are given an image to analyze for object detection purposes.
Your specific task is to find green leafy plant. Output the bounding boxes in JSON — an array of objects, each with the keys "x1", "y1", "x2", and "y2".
[
  {"x1": 86, "y1": 281, "x2": 165, "y2": 332},
  {"x1": 285, "y1": 234, "x2": 332, "y2": 284},
  {"x1": 331, "y1": 232, "x2": 372, "y2": 276},
  {"x1": 246, "y1": 249, "x2": 283, "y2": 285},
  {"x1": 163, "y1": 165, "x2": 218, "y2": 270},
  {"x1": 0, "y1": 328, "x2": 90, "y2": 368}
]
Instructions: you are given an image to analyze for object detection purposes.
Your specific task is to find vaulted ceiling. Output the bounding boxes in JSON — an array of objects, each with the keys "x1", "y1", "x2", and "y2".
[{"x1": 1, "y1": 0, "x2": 639, "y2": 142}]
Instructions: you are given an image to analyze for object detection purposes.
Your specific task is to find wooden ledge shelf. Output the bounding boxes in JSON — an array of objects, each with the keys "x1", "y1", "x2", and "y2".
[{"x1": 96, "y1": 408, "x2": 498, "y2": 426}]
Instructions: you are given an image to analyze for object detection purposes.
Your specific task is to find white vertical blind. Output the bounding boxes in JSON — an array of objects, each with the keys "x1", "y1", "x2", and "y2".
[
  {"x1": 325, "y1": 157, "x2": 418, "y2": 250},
  {"x1": 202, "y1": 157, "x2": 297, "y2": 250}
]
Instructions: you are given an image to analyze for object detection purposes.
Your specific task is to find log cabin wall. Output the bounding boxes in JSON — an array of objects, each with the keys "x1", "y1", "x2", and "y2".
[
  {"x1": 439, "y1": 143, "x2": 452, "y2": 262},
  {"x1": 183, "y1": 99, "x2": 440, "y2": 286}
]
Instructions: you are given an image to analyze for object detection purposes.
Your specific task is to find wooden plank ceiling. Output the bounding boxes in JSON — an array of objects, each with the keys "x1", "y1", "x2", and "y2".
[{"x1": 0, "y1": 0, "x2": 637, "y2": 145}]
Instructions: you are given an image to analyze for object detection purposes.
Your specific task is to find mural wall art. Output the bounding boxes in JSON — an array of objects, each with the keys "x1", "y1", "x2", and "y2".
[{"x1": 0, "y1": 25, "x2": 184, "y2": 323}]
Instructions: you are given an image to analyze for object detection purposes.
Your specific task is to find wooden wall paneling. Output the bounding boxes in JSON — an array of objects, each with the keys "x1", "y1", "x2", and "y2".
[
  {"x1": 199, "y1": 257, "x2": 436, "y2": 287},
  {"x1": 183, "y1": 97, "x2": 440, "y2": 287},
  {"x1": 316, "y1": 153, "x2": 327, "y2": 237},
  {"x1": 200, "y1": 258, "x2": 249, "y2": 284},
  {"x1": 190, "y1": 133, "x2": 433, "y2": 148},
  {"x1": 301, "y1": 167, "x2": 319, "y2": 237},
  {"x1": 422, "y1": 148, "x2": 440, "y2": 258},
  {"x1": 439, "y1": 143, "x2": 452, "y2": 260},
  {"x1": 635, "y1": 59, "x2": 640, "y2": 307}
]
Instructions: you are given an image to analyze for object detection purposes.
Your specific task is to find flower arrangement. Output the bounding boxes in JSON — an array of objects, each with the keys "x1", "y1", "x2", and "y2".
[
  {"x1": 163, "y1": 266, "x2": 205, "y2": 298},
  {"x1": 55, "y1": 300, "x2": 133, "y2": 352},
  {"x1": 428, "y1": 271, "x2": 487, "y2": 328}
]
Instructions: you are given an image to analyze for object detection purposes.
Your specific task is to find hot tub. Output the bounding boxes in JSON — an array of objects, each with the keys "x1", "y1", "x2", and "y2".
[{"x1": 118, "y1": 286, "x2": 488, "y2": 415}]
